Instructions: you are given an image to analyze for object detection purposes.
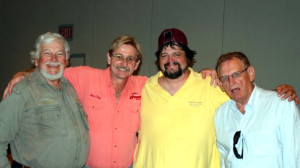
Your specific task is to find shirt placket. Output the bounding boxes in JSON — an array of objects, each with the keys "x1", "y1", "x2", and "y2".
[
  {"x1": 62, "y1": 86, "x2": 81, "y2": 168},
  {"x1": 110, "y1": 82, "x2": 120, "y2": 168},
  {"x1": 238, "y1": 104, "x2": 253, "y2": 167},
  {"x1": 111, "y1": 107, "x2": 120, "y2": 167}
]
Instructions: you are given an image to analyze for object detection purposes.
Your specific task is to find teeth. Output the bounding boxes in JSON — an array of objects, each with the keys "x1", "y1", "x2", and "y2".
[
  {"x1": 46, "y1": 62, "x2": 62, "y2": 67},
  {"x1": 117, "y1": 67, "x2": 129, "y2": 71},
  {"x1": 48, "y1": 65, "x2": 59, "y2": 67},
  {"x1": 118, "y1": 68, "x2": 126, "y2": 71}
]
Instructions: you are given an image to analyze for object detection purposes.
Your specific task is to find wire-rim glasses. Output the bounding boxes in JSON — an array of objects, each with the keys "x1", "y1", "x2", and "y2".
[
  {"x1": 111, "y1": 54, "x2": 137, "y2": 64},
  {"x1": 219, "y1": 67, "x2": 248, "y2": 83}
]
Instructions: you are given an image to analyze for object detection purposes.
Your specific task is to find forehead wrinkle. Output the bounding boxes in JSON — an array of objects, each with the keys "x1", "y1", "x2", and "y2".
[{"x1": 220, "y1": 59, "x2": 244, "y2": 75}]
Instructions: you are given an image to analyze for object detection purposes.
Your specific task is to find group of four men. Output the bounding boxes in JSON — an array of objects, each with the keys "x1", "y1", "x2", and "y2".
[{"x1": 0, "y1": 28, "x2": 299, "y2": 168}]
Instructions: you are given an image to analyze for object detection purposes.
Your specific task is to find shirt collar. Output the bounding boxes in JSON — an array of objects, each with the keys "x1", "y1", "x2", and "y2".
[
  {"x1": 104, "y1": 66, "x2": 135, "y2": 90},
  {"x1": 31, "y1": 68, "x2": 71, "y2": 88},
  {"x1": 246, "y1": 83, "x2": 258, "y2": 109}
]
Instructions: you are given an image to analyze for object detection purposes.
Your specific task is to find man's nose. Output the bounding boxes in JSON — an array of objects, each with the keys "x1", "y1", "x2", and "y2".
[{"x1": 50, "y1": 54, "x2": 58, "y2": 61}]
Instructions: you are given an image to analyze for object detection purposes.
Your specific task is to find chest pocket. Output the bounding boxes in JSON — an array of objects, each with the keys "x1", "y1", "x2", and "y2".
[
  {"x1": 245, "y1": 131, "x2": 279, "y2": 156},
  {"x1": 35, "y1": 105, "x2": 67, "y2": 139},
  {"x1": 123, "y1": 100, "x2": 141, "y2": 132}
]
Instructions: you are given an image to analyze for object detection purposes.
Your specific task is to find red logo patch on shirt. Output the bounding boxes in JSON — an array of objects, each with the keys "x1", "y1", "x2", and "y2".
[
  {"x1": 90, "y1": 93, "x2": 101, "y2": 100},
  {"x1": 130, "y1": 92, "x2": 141, "y2": 100}
]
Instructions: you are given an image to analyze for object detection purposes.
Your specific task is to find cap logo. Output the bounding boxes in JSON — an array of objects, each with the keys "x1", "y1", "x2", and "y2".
[
  {"x1": 164, "y1": 31, "x2": 172, "y2": 39},
  {"x1": 158, "y1": 28, "x2": 188, "y2": 49}
]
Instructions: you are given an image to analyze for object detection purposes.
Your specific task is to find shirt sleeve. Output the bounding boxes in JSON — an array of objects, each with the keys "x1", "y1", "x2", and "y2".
[
  {"x1": 215, "y1": 87, "x2": 229, "y2": 107},
  {"x1": 280, "y1": 102, "x2": 300, "y2": 167},
  {"x1": 216, "y1": 141, "x2": 226, "y2": 168},
  {"x1": 0, "y1": 93, "x2": 25, "y2": 168},
  {"x1": 63, "y1": 66, "x2": 84, "y2": 88},
  {"x1": 63, "y1": 66, "x2": 94, "y2": 98},
  {"x1": 214, "y1": 108, "x2": 226, "y2": 168}
]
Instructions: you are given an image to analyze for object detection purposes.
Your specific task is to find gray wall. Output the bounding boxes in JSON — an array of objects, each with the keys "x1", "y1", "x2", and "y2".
[{"x1": 1, "y1": 0, "x2": 299, "y2": 106}]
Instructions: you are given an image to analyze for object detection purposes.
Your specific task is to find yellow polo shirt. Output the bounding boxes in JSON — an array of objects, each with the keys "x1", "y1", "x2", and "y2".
[{"x1": 134, "y1": 68, "x2": 229, "y2": 168}]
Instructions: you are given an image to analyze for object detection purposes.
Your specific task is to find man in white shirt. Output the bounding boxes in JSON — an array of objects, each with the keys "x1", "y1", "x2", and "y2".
[{"x1": 214, "y1": 51, "x2": 300, "y2": 168}]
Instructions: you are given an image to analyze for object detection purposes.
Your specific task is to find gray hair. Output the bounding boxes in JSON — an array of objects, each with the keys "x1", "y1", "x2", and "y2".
[{"x1": 30, "y1": 32, "x2": 70, "y2": 64}]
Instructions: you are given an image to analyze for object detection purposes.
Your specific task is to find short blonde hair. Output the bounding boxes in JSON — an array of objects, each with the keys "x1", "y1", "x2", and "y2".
[{"x1": 108, "y1": 35, "x2": 142, "y2": 61}]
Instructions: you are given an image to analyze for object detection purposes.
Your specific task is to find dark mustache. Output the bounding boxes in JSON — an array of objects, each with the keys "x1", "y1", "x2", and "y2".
[{"x1": 164, "y1": 62, "x2": 180, "y2": 68}]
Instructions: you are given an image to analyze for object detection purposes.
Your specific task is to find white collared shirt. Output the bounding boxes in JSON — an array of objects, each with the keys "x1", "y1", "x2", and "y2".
[{"x1": 215, "y1": 85, "x2": 300, "y2": 168}]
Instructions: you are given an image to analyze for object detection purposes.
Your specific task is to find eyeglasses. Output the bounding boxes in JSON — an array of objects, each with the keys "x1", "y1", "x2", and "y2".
[
  {"x1": 111, "y1": 54, "x2": 137, "y2": 64},
  {"x1": 233, "y1": 131, "x2": 243, "y2": 159},
  {"x1": 219, "y1": 67, "x2": 248, "y2": 83}
]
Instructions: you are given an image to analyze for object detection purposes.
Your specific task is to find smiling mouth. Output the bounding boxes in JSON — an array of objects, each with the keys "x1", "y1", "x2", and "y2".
[
  {"x1": 47, "y1": 64, "x2": 60, "y2": 68},
  {"x1": 46, "y1": 62, "x2": 62, "y2": 67},
  {"x1": 164, "y1": 62, "x2": 179, "y2": 68},
  {"x1": 117, "y1": 66, "x2": 130, "y2": 72}
]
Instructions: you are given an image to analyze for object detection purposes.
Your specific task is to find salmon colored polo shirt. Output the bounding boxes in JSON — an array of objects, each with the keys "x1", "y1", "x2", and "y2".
[{"x1": 64, "y1": 66, "x2": 147, "y2": 168}]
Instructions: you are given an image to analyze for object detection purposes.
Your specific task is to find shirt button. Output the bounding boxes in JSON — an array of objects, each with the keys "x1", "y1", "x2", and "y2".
[
  {"x1": 114, "y1": 145, "x2": 117, "y2": 147},
  {"x1": 115, "y1": 128, "x2": 117, "y2": 130},
  {"x1": 113, "y1": 161, "x2": 116, "y2": 163}
]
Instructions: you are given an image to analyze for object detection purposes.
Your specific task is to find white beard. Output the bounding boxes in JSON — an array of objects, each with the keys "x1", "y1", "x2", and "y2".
[{"x1": 40, "y1": 62, "x2": 64, "y2": 80}]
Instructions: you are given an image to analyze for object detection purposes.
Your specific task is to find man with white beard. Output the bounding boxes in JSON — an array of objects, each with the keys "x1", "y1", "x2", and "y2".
[{"x1": 0, "y1": 32, "x2": 90, "y2": 168}]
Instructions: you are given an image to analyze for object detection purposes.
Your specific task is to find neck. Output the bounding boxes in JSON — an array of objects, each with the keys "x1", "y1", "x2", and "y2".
[
  {"x1": 235, "y1": 84, "x2": 255, "y2": 114},
  {"x1": 159, "y1": 69, "x2": 190, "y2": 95},
  {"x1": 47, "y1": 79, "x2": 61, "y2": 90},
  {"x1": 110, "y1": 74, "x2": 128, "y2": 104},
  {"x1": 236, "y1": 102, "x2": 246, "y2": 114}
]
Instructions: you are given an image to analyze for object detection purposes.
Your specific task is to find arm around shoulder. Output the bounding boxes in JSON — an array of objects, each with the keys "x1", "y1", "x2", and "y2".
[{"x1": 2, "y1": 68, "x2": 34, "y2": 100}]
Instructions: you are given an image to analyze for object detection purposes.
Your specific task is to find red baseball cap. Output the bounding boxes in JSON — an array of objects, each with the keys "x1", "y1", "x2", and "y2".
[{"x1": 158, "y1": 28, "x2": 188, "y2": 49}]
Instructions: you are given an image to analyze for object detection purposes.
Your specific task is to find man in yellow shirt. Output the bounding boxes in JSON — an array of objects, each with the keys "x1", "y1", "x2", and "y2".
[
  {"x1": 133, "y1": 28, "x2": 299, "y2": 168},
  {"x1": 134, "y1": 28, "x2": 229, "y2": 168}
]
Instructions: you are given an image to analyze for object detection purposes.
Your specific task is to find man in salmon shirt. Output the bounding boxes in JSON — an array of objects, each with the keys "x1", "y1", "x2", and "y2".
[
  {"x1": 63, "y1": 36, "x2": 147, "y2": 168},
  {"x1": 3, "y1": 34, "x2": 298, "y2": 168}
]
